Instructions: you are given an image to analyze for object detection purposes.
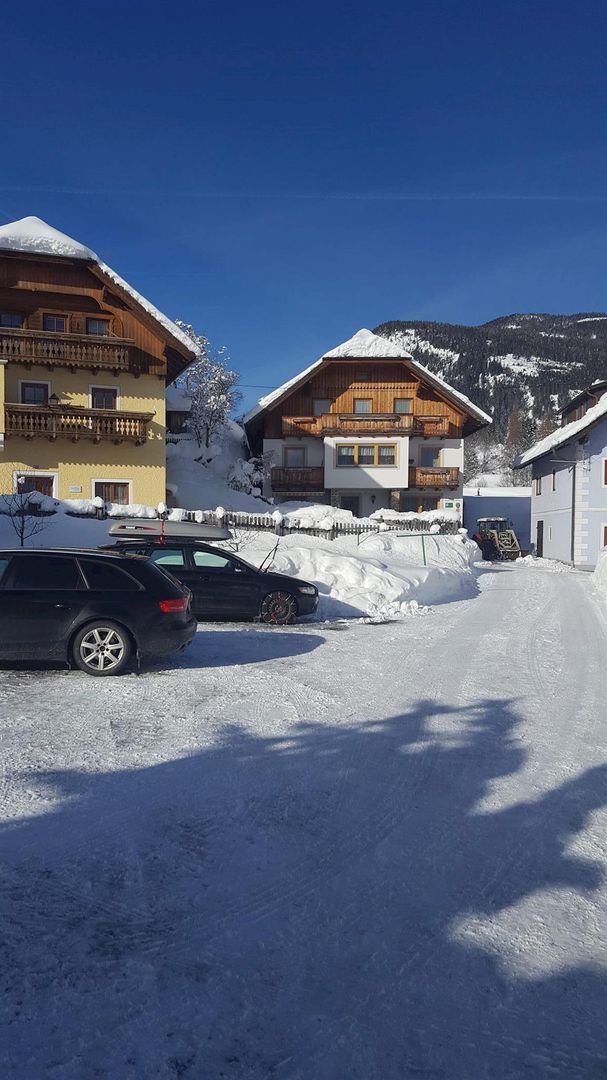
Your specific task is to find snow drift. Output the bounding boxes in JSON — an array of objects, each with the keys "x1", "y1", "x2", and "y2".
[{"x1": 244, "y1": 532, "x2": 481, "y2": 621}]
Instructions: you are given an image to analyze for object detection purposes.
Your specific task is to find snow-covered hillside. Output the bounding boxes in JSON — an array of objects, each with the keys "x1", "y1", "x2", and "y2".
[{"x1": 375, "y1": 313, "x2": 607, "y2": 438}]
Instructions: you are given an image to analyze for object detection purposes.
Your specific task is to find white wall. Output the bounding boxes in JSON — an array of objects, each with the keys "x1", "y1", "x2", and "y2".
[
  {"x1": 263, "y1": 438, "x2": 324, "y2": 467},
  {"x1": 323, "y1": 436, "x2": 410, "y2": 490}
]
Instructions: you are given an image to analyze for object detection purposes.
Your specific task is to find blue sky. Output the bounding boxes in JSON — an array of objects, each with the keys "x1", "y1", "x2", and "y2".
[{"x1": 2, "y1": 0, "x2": 606, "y2": 411}]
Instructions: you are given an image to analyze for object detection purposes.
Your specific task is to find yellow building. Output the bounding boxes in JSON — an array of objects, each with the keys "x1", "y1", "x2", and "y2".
[{"x1": 0, "y1": 217, "x2": 194, "y2": 506}]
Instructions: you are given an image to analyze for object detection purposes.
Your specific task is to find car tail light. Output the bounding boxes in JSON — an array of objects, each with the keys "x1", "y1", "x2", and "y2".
[{"x1": 158, "y1": 597, "x2": 188, "y2": 613}]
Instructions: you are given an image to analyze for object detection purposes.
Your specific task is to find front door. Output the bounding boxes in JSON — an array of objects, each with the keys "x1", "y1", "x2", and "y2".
[
  {"x1": 536, "y1": 520, "x2": 544, "y2": 558},
  {"x1": 340, "y1": 495, "x2": 360, "y2": 517}
]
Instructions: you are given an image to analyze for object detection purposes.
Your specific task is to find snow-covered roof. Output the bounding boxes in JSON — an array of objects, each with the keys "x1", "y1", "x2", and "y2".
[
  {"x1": 323, "y1": 327, "x2": 410, "y2": 359},
  {"x1": 0, "y1": 216, "x2": 194, "y2": 355},
  {"x1": 514, "y1": 394, "x2": 607, "y2": 467},
  {"x1": 244, "y1": 327, "x2": 491, "y2": 427},
  {"x1": 0, "y1": 216, "x2": 97, "y2": 260}
]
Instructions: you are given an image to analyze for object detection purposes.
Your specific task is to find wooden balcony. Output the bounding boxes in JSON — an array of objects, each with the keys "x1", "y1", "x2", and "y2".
[
  {"x1": 282, "y1": 414, "x2": 456, "y2": 438},
  {"x1": 5, "y1": 403, "x2": 154, "y2": 445},
  {"x1": 409, "y1": 466, "x2": 460, "y2": 489},
  {"x1": 0, "y1": 328, "x2": 133, "y2": 372},
  {"x1": 271, "y1": 466, "x2": 325, "y2": 492}
]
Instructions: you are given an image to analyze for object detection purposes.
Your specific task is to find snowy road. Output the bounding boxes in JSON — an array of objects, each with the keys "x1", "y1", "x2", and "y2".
[{"x1": 2, "y1": 565, "x2": 607, "y2": 1078}]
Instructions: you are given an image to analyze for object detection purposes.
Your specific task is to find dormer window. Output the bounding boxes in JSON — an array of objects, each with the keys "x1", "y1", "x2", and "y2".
[
  {"x1": 43, "y1": 314, "x2": 67, "y2": 333},
  {"x1": 0, "y1": 313, "x2": 23, "y2": 328},
  {"x1": 86, "y1": 318, "x2": 110, "y2": 336}
]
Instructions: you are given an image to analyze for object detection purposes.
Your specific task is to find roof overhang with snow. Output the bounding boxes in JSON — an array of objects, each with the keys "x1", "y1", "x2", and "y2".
[
  {"x1": 0, "y1": 216, "x2": 195, "y2": 375},
  {"x1": 244, "y1": 328, "x2": 492, "y2": 437},
  {"x1": 514, "y1": 393, "x2": 607, "y2": 468}
]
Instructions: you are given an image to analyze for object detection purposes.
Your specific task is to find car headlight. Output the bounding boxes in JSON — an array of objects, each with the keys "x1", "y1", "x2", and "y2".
[{"x1": 298, "y1": 585, "x2": 317, "y2": 595}]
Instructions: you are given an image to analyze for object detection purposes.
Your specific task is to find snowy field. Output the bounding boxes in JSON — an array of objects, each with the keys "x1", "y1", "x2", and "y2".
[{"x1": 2, "y1": 564, "x2": 607, "y2": 1077}]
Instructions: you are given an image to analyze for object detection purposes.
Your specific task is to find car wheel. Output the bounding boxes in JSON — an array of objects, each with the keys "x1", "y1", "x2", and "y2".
[
  {"x1": 259, "y1": 591, "x2": 298, "y2": 626},
  {"x1": 72, "y1": 621, "x2": 133, "y2": 676}
]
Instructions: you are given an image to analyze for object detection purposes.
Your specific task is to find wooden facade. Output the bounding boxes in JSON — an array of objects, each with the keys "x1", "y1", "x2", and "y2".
[
  {"x1": 0, "y1": 252, "x2": 190, "y2": 381},
  {"x1": 260, "y1": 360, "x2": 466, "y2": 442},
  {"x1": 0, "y1": 239, "x2": 194, "y2": 506},
  {"x1": 244, "y1": 343, "x2": 490, "y2": 515}
]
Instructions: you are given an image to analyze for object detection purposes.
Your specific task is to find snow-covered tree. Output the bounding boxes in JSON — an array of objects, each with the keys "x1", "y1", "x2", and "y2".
[
  {"x1": 227, "y1": 451, "x2": 275, "y2": 497},
  {"x1": 174, "y1": 322, "x2": 241, "y2": 450}
]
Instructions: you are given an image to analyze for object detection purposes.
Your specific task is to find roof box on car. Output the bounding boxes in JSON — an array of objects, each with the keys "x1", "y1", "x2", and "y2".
[{"x1": 108, "y1": 519, "x2": 232, "y2": 541}]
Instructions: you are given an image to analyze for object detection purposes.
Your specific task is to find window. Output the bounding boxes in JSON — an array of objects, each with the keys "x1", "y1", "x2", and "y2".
[
  {"x1": 86, "y1": 318, "x2": 110, "y2": 336},
  {"x1": 79, "y1": 558, "x2": 140, "y2": 591},
  {"x1": 284, "y1": 446, "x2": 305, "y2": 467},
  {"x1": 313, "y1": 399, "x2": 331, "y2": 417},
  {"x1": 20, "y1": 382, "x2": 49, "y2": 406},
  {"x1": 17, "y1": 474, "x2": 55, "y2": 496},
  {"x1": 0, "y1": 313, "x2": 23, "y2": 328},
  {"x1": 420, "y1": 447, "x2": 441, "y2": 468},
  {"x1": 603, "y1": 459, "x2": 607, "y2": 487},
  {"x1": 552, "y1": 470, "x2": 556, "y2": 491},
  {"x1": 337, "y1": 445, "x2": 356, "y2": 467},
  {"x1": 7, "y1": 555, "x2": 83, "y2": 590},
  {"x1": 378, "y1": 445, "x2": 396, "y2": 466},
  {"x1": 357, "y1": 445, "x2": 375, "y2": 466},
  {"x1": 357, "y1": 371, "x2": 370, "y2": 381},
  {"x1": 394, "y1": 398, "x2": 413, "y2": 414},
  {"x1": 535, "y1": 476, "x2": 542, "y2": 496},
  {"x1": 149, "y1": 548, "x2": 186, "y2": 568},
  {"x1": 603, "y1": 525, "x2": 607, "y2": 549},
  {"x1": 93, "y1": 481, "x2": 130, "y2": 505},
  {"x1": 43, "y1": 314, "x2": 67, "y2": 333},
  {"x1": 336, "y1": 444, "x2": 397, "y2": 467},
  {"x1": 353, "y1": 399, "x2": 372, "y2": 414},
  {"x1": 192, "y1": 550, "x2": 232, "y2": 569},
  {"x1": 91, "y1": 386, "x2": 118, "y2": 410},
  {"x1": 0, "y1": 557, "x2": 11, "y2": 584}
]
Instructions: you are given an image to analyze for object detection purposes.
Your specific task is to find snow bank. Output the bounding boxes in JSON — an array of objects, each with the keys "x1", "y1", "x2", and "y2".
[
  {"x1": 593, "y1": 550, "x2": 607, "y2": 600},
  {"x1": 244, "y1": 532, "x2": 480, "y2": 621},
  {"x1": 514, "y1": 555, "x2": 573, "y2": 573}
]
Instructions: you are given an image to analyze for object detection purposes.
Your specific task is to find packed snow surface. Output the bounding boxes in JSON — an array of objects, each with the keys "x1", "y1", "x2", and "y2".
[{"x1": 2, "y1": 566, "x2": 607, "y2": 1077}]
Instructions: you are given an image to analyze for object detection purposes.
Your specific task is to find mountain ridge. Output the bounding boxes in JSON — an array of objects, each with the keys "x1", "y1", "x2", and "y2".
[{"x1": 374, "y1": 313, "x2": 607, "y2": 437}]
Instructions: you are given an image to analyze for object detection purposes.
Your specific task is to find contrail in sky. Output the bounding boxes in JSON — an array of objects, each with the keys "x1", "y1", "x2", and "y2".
[{"x1": 0, "y1": 185, "x2": 605, "y2": 202}]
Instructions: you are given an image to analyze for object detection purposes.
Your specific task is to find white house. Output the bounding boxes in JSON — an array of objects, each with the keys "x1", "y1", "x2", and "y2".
[
  {"x1": 244, "y1": 329, "x2": 491, "y2": 518},
  {"x1": 514, "y1": 381, "x2": 607, "y2": 567}
]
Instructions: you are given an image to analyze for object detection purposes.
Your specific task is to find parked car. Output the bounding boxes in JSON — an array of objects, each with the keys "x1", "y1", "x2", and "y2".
[
  {"x1": 101, "y1": 520, "x2": 319, "y2": 625},
  {"x1": 0, "y1": 549, "x2": 196, "y2": 675}
]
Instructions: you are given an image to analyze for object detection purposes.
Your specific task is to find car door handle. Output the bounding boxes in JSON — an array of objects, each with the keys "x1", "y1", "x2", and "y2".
[{"x1": 54, "y1": 603, "x2": 69, "y2": 609}]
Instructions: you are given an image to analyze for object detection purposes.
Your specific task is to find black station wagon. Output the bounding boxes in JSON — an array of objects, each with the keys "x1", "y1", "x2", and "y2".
[
  {"x1": 0, "y1": 548, "x2": 196, "y2": 675},
  {"x1": 102, "y1": 520, "x2": 319, "y2": 625}
]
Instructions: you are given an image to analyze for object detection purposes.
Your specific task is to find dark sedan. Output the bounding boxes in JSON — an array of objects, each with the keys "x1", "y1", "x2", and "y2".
[
  {"x1": 0, "y1": 549, "x2": 197, "y2": 675},
  {"x1": 101, "y1": 537, "x2": 319, "y2": 624}
]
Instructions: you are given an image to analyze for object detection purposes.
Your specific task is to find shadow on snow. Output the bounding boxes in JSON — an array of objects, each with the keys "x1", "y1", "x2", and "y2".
[{"x1": 1, "y1": 696, "x2": 607, "y2": 1077}]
